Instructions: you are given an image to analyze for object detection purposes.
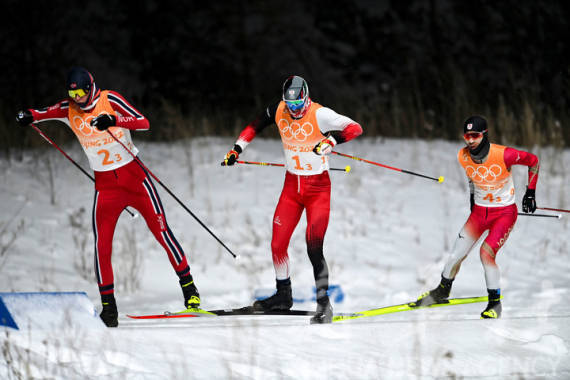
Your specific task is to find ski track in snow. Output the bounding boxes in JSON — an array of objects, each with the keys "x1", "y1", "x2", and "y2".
[{"x1": 1, "y1": 137, "x2": 569, "y2": 379}]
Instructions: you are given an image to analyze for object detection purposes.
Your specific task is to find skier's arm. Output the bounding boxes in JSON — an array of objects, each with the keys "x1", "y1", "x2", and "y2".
[
  {"x1": 222, "y1": 103, "x2": 278, "y2": 165},
  {"x1": 20, "y1": 101, "x2": 71, "y2": 126},
  {"x1": 235, "y1": 103, "x2": 279, "y2": 151},
  {"x1": 313, "y1": 107, "x2": 362, "y2": 155},
  {"x1": 504, "y1": 147, "x2": 539, "y2": 189},
  {"x1": 316, "y1": 107, "x2": 363, "y2": 144},
  {"x1": 107, "y1": 91, "x2": 149, "y2": 131}
]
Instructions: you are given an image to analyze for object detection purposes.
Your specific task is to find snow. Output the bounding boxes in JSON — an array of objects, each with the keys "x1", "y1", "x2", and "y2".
[{"x1": 1, "y1": 136, "x2": 569, "y2": 379}]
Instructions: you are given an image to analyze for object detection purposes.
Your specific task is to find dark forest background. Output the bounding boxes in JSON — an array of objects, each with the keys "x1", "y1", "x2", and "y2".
[{"x1": 1, "y1": 0, "x2": 569, "y2": 156}]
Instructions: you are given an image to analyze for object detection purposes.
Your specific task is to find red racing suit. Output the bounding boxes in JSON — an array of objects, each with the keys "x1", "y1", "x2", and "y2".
[
  {"x1": 442, "y1": 144, "x2": 539, "y2": 289},
  {"x1": 233, "y1": 99, "x2": 362, "y2": 297},
  {"x1": 27, "y1": 89, "x2": 192, "y2": 296}
]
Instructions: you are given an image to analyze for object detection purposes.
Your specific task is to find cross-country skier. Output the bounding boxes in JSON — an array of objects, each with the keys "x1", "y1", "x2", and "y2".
[
  {"x1": 221, "y1": 75, "x2": 362, "y2": 323},
  {"x1": 412, "y1": 115, "x2": 539, "y2": 318},
  {"x1": 15, "y1": 67, "x2": 200, "y2": 327}
]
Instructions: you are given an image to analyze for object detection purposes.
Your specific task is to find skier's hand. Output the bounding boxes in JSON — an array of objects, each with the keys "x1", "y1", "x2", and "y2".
[
  {"x1": 522, "y1": 187, "x2": 536, "y2": 213},
  {"x1": 221, "y1": 145, "x2": 242, "y2": 166},
  {"x1": 91, "y1": 114, "x2": 116, "y2": 131},
  {"x1": 16, "y1": 110, "x2": 34, "y2": 126},
  {"x1": 470, "y1": 193, "x2": 474, "y2": 211},
  {"x1": 313, "y1": 135, "x2": 337, "y2": 156}
]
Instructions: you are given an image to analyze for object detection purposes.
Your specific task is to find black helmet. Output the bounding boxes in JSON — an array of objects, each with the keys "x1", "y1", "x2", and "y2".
[
  {"x1": 66, "y1": 67, "x2": 95, "y2": 107},
  {"x1": 463, "y1": 115, "x2": 487, "y2": 134},
  {"x1": 282, "y1": 75, "x2": 309, "y2": 118}
]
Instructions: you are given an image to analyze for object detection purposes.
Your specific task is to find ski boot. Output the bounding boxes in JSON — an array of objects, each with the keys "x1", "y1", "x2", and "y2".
[
  {"x1": 411, "y1": 276, "x2": 453, "y2": 307},
  {"x1": 180, "y1": 275, "x2": 201, "y2": 309},
  {"x1": 481, "y1": 289, "x2": 501, "y2": 319},
  {"x1": 100, "y1": 294, "x2": 118, "y2": 328},
  {"x1": 310, "y1": 296, "x2": 333, "y2": 324},
  {"x1": 253, "y1": 278, "x2": 293, "y2": 311}
]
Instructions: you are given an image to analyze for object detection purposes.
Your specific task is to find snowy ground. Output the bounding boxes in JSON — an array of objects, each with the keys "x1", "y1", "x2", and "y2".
[{"x1": 1, "y1": 136, "x2": 569, "y2": 379}]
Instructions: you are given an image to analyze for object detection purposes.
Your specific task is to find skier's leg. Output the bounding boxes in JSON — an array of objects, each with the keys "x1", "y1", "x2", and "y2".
[
  {"x1": 124, "y1": 165, "x2": 200, "y2": 308},
  {"x1": 442, "y1": 207, "x2": 486, "y2": 279},
  {"x1": 92, "y1": 188, "x2": 123, "y2": 327},
  {"x1": 304, "y1": 172, "x2": 333, "y2": 324},
  {"x1": 270, "y1": 180, "x2": 304, "y2": 280},
  {"x1": 480, "y1": 205, "x2": 517, "y2": 318},
  {"x1": 414, "y1": 208, "x2": 484, "y2": 306},
  {"x1": 253, "y1": 175, "x2": 303, "y2": 311}
]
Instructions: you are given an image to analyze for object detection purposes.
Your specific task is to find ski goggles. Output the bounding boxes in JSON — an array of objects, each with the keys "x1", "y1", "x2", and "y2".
[
  {"x1": 285, "y1": 99, "x2": 305, "y2": 112},
  {"x1": 463, "y1": 131, "x2": 486, "y2": 139},
  {"x1": 68, "y1": 88, "x2": 87, "y2": 98}
]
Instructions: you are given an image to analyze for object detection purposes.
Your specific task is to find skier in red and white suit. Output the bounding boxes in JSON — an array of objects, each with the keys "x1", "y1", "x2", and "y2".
[
  {"x1": 16, "y1": 67, "x2": 200, "y2": 327},
  {"x1": 413, "y1": 115, "x2": 539, "y2": 319},
  {"x1": 222, "y1": 76, "x2": 362, "y2": 323}
]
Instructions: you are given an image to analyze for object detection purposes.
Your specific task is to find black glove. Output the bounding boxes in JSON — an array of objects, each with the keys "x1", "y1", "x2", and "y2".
[
  {"x1": 522, "y1": 187, "x2": 536, "y2": 213},
  {"x1": 16, "y1": 110, "x2": 34, "y2": 126},
  {"x1": 91, "y1": 114, "x2": 116, "y2": 131},
  {"x1": 221, "y1": 144, "x2": 242, "y2": 166},
  {"x1": 470, "y1": 193, "x2": 475, "y2": 212}
]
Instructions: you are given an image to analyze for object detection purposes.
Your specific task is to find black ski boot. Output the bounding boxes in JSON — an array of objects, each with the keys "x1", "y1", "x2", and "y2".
[
  {"x1": 253, "y1": 278, "x2": 293, "y2": 311},
  {"x1": 180, "y1": 275, "x2": 201, "y2": 309},
  {"x1": 411, "y1": 275, "x2": 453, "y2": 307},
  {"x1": 100, "y1": 294, "x2": 118, "y2": 328},
  {"x1": 481, "y1": 289, "x2": 502, "y2": 319},
  {"x1": 310, "y1": 296, "x2": 333, "y2": 324}
]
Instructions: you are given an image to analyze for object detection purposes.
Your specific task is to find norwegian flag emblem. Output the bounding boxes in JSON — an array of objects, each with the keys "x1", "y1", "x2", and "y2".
[{"x1": 70, "y1": 82, "x2": 77, "y2": 89}]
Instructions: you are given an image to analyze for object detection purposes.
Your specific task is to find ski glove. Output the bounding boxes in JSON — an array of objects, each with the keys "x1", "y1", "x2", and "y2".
[
  {"x1": 313, "y1": 135, "x2": 337, "y2": 156},
  {"x1": 222, "y1": 145, "x2": 242, "y2": 166},
  {"x1": 522, "y1": 187, "x2": 536, "y2": 213},
  {"x1": 470, "y1": 193, "x2": 475, "y2": 212},
  {"x1": 91, "y1": 114, "x2": 116, "y2": 131},
  {"x1": 16, "y1": 110, "x2": 34, "y2": 126}
]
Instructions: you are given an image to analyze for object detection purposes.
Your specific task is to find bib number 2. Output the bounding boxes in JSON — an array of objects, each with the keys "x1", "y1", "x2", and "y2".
[{"x1": 98, "y1": 149, "x2": 122, "y2": 166}]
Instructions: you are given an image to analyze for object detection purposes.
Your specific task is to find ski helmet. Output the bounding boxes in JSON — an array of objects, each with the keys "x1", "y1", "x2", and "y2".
[
  {"x1": 66, "y1": 67, "x2": 95, "y2": 107},
  {"x1": 282, "y1": 75, "x2": 309, "y2": 118},
  {"x1": 463, "y1": 115, "x2": 487, "y2": 135},
  {"x1": 463, "y1": 115, "x2": 490, "y2": 160}
]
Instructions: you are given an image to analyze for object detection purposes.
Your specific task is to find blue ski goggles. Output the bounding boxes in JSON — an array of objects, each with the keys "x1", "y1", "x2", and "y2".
[{"x1": 285, "y1": 99, "x2": 306, "y2": 112}]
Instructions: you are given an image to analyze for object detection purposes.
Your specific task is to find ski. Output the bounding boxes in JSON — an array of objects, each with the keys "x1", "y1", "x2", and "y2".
[
  {"x1": 126, "y1": 306, "x2": 315, "y2": 320},
  {"x1": 332, "y1": 296, "x2": 489, "y2": 322}
]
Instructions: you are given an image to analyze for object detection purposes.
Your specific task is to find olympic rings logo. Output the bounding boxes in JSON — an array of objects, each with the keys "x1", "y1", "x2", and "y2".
[
  {"x1": 72, "y1": 114, "x2": 99, "y2": 137},
  {"x1": 465, "y1": 164, "x2": 502, "y2": 182},
  {"x1": 277, "y1": 119, "x2": 314, "y2": 142}
]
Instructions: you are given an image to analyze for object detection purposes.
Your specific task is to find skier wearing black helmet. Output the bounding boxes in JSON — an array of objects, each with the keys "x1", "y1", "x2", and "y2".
[
  {"x1": 16, "y1": 67, "x2": 201, "y2": 327},
  {"x1": 222, "y1": 75, "x2": 363, "y2": 323},
  {"x1": 411, "y1": 115, "x2": 540, "y2": 319}
]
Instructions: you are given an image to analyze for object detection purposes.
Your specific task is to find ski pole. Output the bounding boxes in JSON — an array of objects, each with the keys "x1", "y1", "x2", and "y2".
[
  {"x1": 332, "y1": 151, "x2": 444, "y2": 183},
  {"x1": 518, "y1": 213, "x2": 561, "y2": 219},
  {"x1": 537, "y1": 207, "x2": 570, "y2": 214},
  {"x1": 30, "y1": 124, "x2": 138, "y2": 218},
  {"x1": 236, "y1": 160, "x2": 351, "y2": 172},
  {"x1": 106, "y1": 130, "x2": 239, "y2": 259}
]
